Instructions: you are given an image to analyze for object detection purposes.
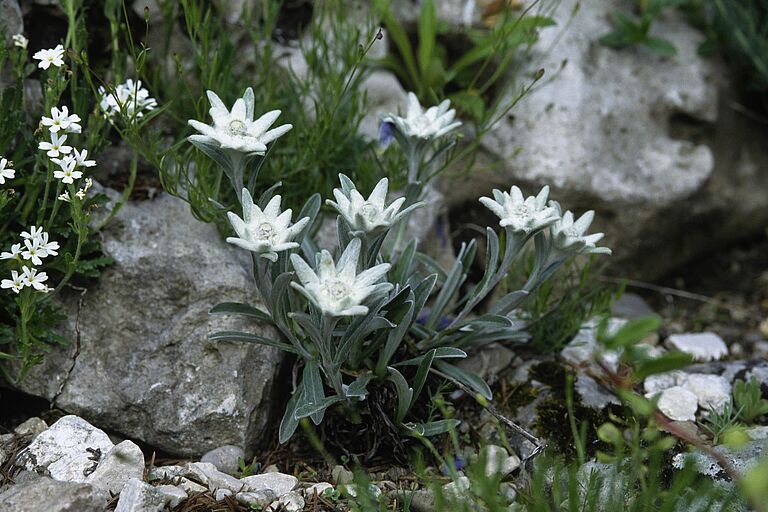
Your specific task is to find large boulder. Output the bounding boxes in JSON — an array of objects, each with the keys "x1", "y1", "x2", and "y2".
[
  {"x1": 16, "y1": 193, "x2": 285, "y2": 456},
  {"x1": 436, "y1": 0, "x2": 768, "y2": 278}
]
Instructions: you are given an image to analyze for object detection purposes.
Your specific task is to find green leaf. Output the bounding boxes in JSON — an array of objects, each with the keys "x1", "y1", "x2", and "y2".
[
  {"x1": 410, "y1": 349, "x2": 436, "y2": 409},
  {"x1": 188, "y1": 137, "x2": 233, "y2": 173},
  {"x1": 394, "y1": 347, "x2": 467, "y2": 367},
  {"x1": 435, "y1": 360, "x2": 492, "y2": 401},
  {"x1": 279, "y1": 388, "x2": 303, "y2": 444},
  {"x1": 345, "y1": 373, "x2": 374, "y2": 399},
  {"x1": 387, "y1": 367, "x2": 413, "y2": 424},
  {"x1": 301, "y1": 362, "x2": 327, "y2": 425},
  {"x1": 417, "y1": 0, "x2": 437, "y2": 78},
  {"x1": 643, "y1": 36, "x2": 677, "y2": 56},
  {"x1": 373, "y1": 0, "x2": 420, "y2": 90},
  {"x1": 209, "y1": 302, "x2": 273, "y2": 324},
  {"x1": 294, "y1": 396, "x2": 343, "y2": 421},
  {"x1": 376, "y1": 296, "x2": 415, "y2": 374},
  {"x1": 616, "y1": 389, "x2": 656, "y2": 417},
  {"x1": 601, "y1": 315, "x2": 661, "y2": 350},
  {"x1": 403, "y1": 419, "x2": 460, "y2": 437},
  {"x1": 209, "y1": 331, "x2": 296, "y2": 353},
  {"x1": 634, "y1": 352, "x2": 693, "y2": 380}
]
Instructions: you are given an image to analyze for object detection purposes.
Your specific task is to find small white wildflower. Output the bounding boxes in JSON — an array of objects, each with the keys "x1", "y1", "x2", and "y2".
[
  {"x1": 36, "y1": 232, "x2": 59, "y2": 258},
  {"x1": 479, "y1": 185, "x2": 560, "y2": 234},
  {"x1": 290, "y1": 238, "x2": 393, "y2": 317},
  {"x1": 72, "y1": 148, "x2": 96, "y2": 168},
  {"x1": 1, "y1": 270, "x2": 25, "y2": 294},
  {"x1": 12, "y1": 34, "x2": 28, "y2": 49},
  {"x1": 0, "y1": 243, "x2": 22, "y2": 260},
  {"x1": 98, "y1": 79, "x2": 157, "y2": 122},
  {"x1": 226, "y1": 188, "x2": 309, "y2": 262},
  {"x1": 550, "y1": 202, "x2": 612, "y2": 255},
  {"x1": 32, "y1": 44, "x2": 65, "y2": 70},
  {"x1": 21, "y1": 239, "x2": 44, "y2": 265},
  {"x1": 381, "y1": 92, "x2": 462, "y2": 141},
  {"x1": 21, "y1": 266, "x2": 49, "y2": 292},
  {"x1": 58, "y1": 191, "x2": 71, "y2": 202},
  {"x1": 0, "y1": 157, "x2": 15, "y2": 184},
  {"x1": 52, "y1": 156, "x2": 83, "y2": 184},
  {"x1": 39, "y1": 132, "x2": 72, "y2": 158},
  {"x1": 188, "y1": 88, "x2": 292, "y2": 155},
  {"x1": 41, "y1": 106, "x2": 81, "y2": 133},
  {"x1": 326, "y1": 175, "x2": 422, "y2": 235},
  {"x1": 20, "y1": 226, "x2": 43, "y2": 242}
]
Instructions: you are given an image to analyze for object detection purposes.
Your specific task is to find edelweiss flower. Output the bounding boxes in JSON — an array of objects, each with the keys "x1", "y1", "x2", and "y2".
[
  {"x1": 188, "y1": 88, "x2": 292, "y2": 155},
  {"x1": 0, "y1": 243, "x2": 21, "y2": 260},
  {"x1": 52, "y1": 156, "x2": 82, "y2": 184},
  {"x1": 33, "y1": 44, "x2": 65, "y2": 70},
  {"x1": 290, "y1": 238, "x2": 393, "y2": 317},
  {"x1": 1, "y1": 270, "x2": 25, "y2": 294},
  {"x1": 479, "y1": 185, "x2": 560, "y2": 234},
  {"x1": 381, "y1": 92, "x2": 462, "y2": 140},
  {"x1": 41, "y1": 106, "x2": 81, "y2": 134},
  {"x1": 0, "y1": 157, "x2": 15, "y2": 185},
  {"x1": 226, "y1": 189, "x2": 309, "y2": 262},
  {"x1": 98, "y1": 79, "x2": 158, "y2": 122},
  {"x1": 21, "y1": 266, "x2": 49, "y2": 292},
  {"x1": 549, "y1": 203, "x2": 611, "y2": 255},
  {"x1": 39, "y1": 132, "x2": 72, "y2": 158},
  {"x1": 326, "y1": 175, "x2": 422, "y2": 235},
  {"x1": 12, "y1": 34, "x2": 28, "y2": 49}
]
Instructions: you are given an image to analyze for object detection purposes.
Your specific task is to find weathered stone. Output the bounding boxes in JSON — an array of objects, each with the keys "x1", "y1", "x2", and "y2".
[
  {"x1": 85, "y1": 440, "x2": 144, "y2": 494},
  {"x1": 148, "y1": 465, "x2": 186, "y2": 482},
  {"x1": 478, "y1": 445, "x2": 521, "y2": 477},
  {"x1": 611, "y1": 293, "x2": 656, "y2": 320},
  {"x1": 576, "y1": 374, "x2": 621, "y2": 409},
  {"x1": 683, "y1": 374, "x2": 731, "y2": 413},
  {"x1": 0, "y1": 1, "x2": 23, "y2": 46},
  {"x1": 651, "y1": 386, "x2": 698, "y2": 422},
  {"x1": 438, "y1": 0, "x2": 768, "y2": 278},
  {"x1": 236, "y1": 490, "x2": 276, "y2": 508},
  {"x1": 358, "y1": 71, "x2": 408, "y2": 140},
  {"x1": 214, "y1": 488, "x2": 233, "y2": 501},
  {"x1": 267, "y1": 490, "x2": 305, "y2": 512},
  {"x1": 201, "y1": 444, "x2": 245, "y2": 475},
  {"x1": 187, "y1": 461, "x2": 246, "y2": 492},
  {"x1": 155, "y1": 485, "x2": 187, "y2": 508},
  {"x1": 667, "y1": 332, "x2": 728, "y2": 361},
  {"x1": 457, "y1": 343, "x2": 515, "y2": 385},
  {"x1": 304, "y1": 482, "x2": 333, "y2": 497},
  {"x1": 242, "y1": 472, "x2": 298, "y2": 497},
  {"x1": 0, "y1": 477, "x2": 109, "y2": 512},
  {"x1": 17, "y1": 415, "x2": 115, "y2": 483},
  {"x1": 115, "y1": 478, "x2": 166, "y2": 512},
  {"x1": 13, "y1": 417, "x2": 48, "y2": 438},
  {"x1": 15, "y1": 193, "x2": 285, "y2": 456},
  {"x1": 331, "y1": 465, "x2": 354, "y2": 485}
]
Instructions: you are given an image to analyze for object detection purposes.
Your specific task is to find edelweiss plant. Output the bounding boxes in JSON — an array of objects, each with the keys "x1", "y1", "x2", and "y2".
[{"x1": 191, "y1": 87, "x2": 611, "y2": 447}]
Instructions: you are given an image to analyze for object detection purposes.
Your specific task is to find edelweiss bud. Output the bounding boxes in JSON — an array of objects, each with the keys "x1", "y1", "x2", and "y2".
[
  {"x1": 549, "y1": 202, "x2": 611, "y2": 255},
  {"x1": 381, "y1": 92, "x2": 462, "y2": 141}
]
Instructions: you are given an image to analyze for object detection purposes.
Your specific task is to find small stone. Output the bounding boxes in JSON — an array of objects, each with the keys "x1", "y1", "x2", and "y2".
[
  {"x1": 576, "y1": 374, "x2": 621, "y2": 409},
  {"x1": 759, "y1": 319, "x2": 768, "y2": 339},
  {"x1": 241, "y1": 472, "x2": 298, "y2": 497},
  {"x1": 753, "y1": 340, "x2": 768, "y2": 359},
  {"x1": 643, "y1": 372, "x2": 685, "y2": 395},
  {"x1": 443, "y1": 476, "x2": 471, "y2": 497},
  {"x1": 155, "y1": 485, "x2": 187, "y2": 508},
  {"x1": 683, "y1": 374, "x2": 731, "y2": 413},
  {"x1": 500, "y1": 482, "x2": 517, "y2": 502},
  {"x1": 479, "y1": 445, "x2": 521, "y2": 477},
  {"x1": 402, "y1": 489, "x2": 435, "y2": 512},
  {"x1": 611, "y1": 293, "x2": 656, "y2": 320},
  {"x1": 262, "y1": 464, "x2": 280, "y2": 473},
  {"x1": 666, "y1": 332, "x2": 728, "y2": 361},
  {"x1": 85, "y1": 440, "x2": 145, "y2": 494},
  {"x1": 115, "y1": 478, "x2": 166, "y2": 512},
  {"x1": 148, "y1": 465, "x2": 186, "y2": 481},
  {"x1": 176, "y1": 477, "x2": 207, "y2": 495},
  {"x1": 17, "y1": 415, "x2": 115, "y2": 483},
  {"x1": 214, "y1": 488, "x2": 233, "y2": 501},
  {"x1": 13, "y1": 417, "x2": 48, "y2": 438},
  {"x1": 236, "y1": 490, "x2": 275, "y2": 507},
  {"x1": 200, "y1": 445, "x2": 244, "y2": 475},
  {"x1": 187, "y1": 462, "x2": 245, "y2": 492},
  {"x1": 341, "y1": 483, "x2": 382, "y2": 499},
  {"x1": 652, "y1": 386, "x2": 699, "y2": 421},
  {"x1": 331, "y1": 465, "x2": 354, "y2": 485},
  {"x1": 745, "y1": 427, "x2": 768, "y2": 441},
  {"x1": 0, "y1": 477, "x2": 108, "y2": 512},
  {"x1": 304, "y1": 482, "x2": 333, "y2": 497},
  {"x1": 267, "y1": 490, "x2": 305, "y2": 512}
]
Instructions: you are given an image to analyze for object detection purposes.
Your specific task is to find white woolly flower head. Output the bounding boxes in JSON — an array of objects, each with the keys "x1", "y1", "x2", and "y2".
[
  {"x1": 188, "y1": 88, "x2": 292, "y2": 155},
  {"x1": 226, "y1": 188, "x2": 309, "y2": 262},
  {"x1": 549, "y1": 202, "x2": 611, "y2": 255},
  {"x1": 326, "y1": 174, "x2": 423, "y2": 235},
  {"x1": 381, "y1": 92, "x2": 462, "y2": 141},
  {"x1": 290, "y1": 238, "x2": 393, "y2": 317},
  {"x1": 479, "y1": 185, "x2": 560, "y2": 234}
]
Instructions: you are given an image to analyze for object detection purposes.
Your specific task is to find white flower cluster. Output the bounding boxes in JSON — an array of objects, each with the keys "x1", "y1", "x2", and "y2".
[
  {"x1": 1, "y1": 226, "x2": 58, "y2": 294},
  {"x1": 37, "y1": 106, "x2": 96, "y2": 194},
  {"x1": 381, "y1": 92, "x2": 462, "y2": 141},
  {"x1": 0, "y1": 157, "x2": 15, "y2": 185},
  {"x1": 98, "y1": 79, "x2": 158, "y2": 123},
  {"x1": 32, "y1": 44, "x2": 65, "y2": 69},
  {"x1": 12, "y1": 34, "x2": 28, "y2": 50},
  {"x1": 480, "y1": 185, "x2": 611, "y2": 255}
]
